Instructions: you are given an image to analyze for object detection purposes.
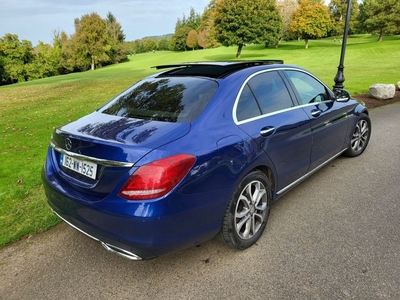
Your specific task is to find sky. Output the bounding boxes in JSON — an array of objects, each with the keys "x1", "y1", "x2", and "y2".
[{"x1": 0, "y1": 0, "x2": 211, "y2": 45}]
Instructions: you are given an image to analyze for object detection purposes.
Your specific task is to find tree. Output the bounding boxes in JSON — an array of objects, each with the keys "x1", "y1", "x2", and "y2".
[
  {"x1": 74, "y1": 13, "x2": 109, "y2": 70},
  {"x1": 359, "y1": 0, "x2": 400, "y2": 41},
  {"x1": 198, "y1": 0, "x2": 220, "y2": 49},
  {"x1": 172, "y1": 26, "x2": 192, "y2": 51},
  {"x1": 328, "y1": 0, "x2": 359, "y2": 37},
  {"x1": 142, "y1": 39, "x2": 157, "y2": 52},
  {"x1": 1, "y1": 12, "x2": 128, "y2": 84},
  {"x1": 186, "y1": 30, "x2": 198, "y2": 50},
  {"x1": 214, "y1": 0, "x2": 282, "y2": 58},
  {"x1": 355, "y1": 1, "x2": 369, "y2": 34},
  {"x1": 158, "y1": 38, "x2": 171, "y2": 51},
  {"x1": 197, "y1": 30, "x2": 207, "y2": 49},
  {"x1": 105, "y1": 12, "x2": 127, "y2": 64},
  {"x1": 0, "y1": 34, "x2": 35, "y2": 83},
  {"x1": 27, "y1": 41, "x2": 60, "y2": 79},
  {"x1": 172, "y1": 7, "x2": 202, "y2": 51},
  {"x1": 290, "y1": 0, "x2": 332, "y2": 49},
  {"x1": 58, "y1": 29, "x2": 91, "y2": 72},
  {"x1": 277, "y1": 0, "x2": 299, "y2": 41},
  {"x1": 51, "y1": 30, "x2": 63, "y2": 72},
  {"x1": 186, "y1": 7, "x2": 201, "y2": 30},
  {"x1": 125, "y1": 40, "x2": 144, "y2": 54},
  {"x1": 56, "y1": 30, "x2": 86, "y2": 73},
  {"x1": 0, "y1": 54, "x2": 5, "y2": 84}
]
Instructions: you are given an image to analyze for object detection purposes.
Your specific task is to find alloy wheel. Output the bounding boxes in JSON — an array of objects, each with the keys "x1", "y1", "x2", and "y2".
[
  {"x1": 351, "y1": 119, "x2": 369, "y2": 153},
  {"x1": 235, "y1": 180, "x2": 268, "y2": 240}
]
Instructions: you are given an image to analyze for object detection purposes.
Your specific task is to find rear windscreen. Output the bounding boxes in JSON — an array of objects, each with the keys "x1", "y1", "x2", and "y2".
[{"x1": 100, "y1": 77, "x2": 218, "y2": 123}]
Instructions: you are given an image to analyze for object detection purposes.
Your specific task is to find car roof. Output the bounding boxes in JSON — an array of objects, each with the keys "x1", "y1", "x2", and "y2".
[{"x1": 152, "y1": 60, "x2": 284, "y2": 79}]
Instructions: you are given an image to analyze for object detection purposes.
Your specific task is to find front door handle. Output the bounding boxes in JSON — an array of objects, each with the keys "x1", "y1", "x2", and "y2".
[
  {"x1": 260, "y1": 127, "x2": 275, "y2": 137},
  {"x1": 311, "y1": 109, "x2": 322, "y2": 117}
]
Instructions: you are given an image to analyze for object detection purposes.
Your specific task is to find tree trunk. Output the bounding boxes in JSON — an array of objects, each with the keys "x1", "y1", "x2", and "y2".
[
  {"x1": 378, "y1": 29, "x2": 384, "y2": 42},
  {"x1": 236, "y1": 44, "x2": 243, "y2": 58},
  {"x1": 305, "y1": 39, "x2": 309, "y2": 49},
  {"x1": 91, "y1": 57, "x2": 95, "y2": 71},
  {"x1": 275, "y1": 37, "x2": 281, "y2": 49}
]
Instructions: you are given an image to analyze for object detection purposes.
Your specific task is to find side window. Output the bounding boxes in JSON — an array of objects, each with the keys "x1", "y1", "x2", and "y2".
[
  {"x1": 236, "y1": 84, "x2": 262, "y2": 122},
  {"x1": 247, "y1": 71, "x2": 294, "y2": 115},
  {"x1": 285, "y1": 70, "x2": 330, "y2": 105}
]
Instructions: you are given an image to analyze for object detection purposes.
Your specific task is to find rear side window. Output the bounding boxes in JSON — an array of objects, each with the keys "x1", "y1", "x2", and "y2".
[
  {"x1": 236, "y1": 84, "x2": 262, "y2": 122},
  {"x1": 248, "y1": 71, "x2": 293, "y2": 114},
  {"x1": 100, "y1": 77, "x2": 218, "y2": 123},
  {"x1": 235, "y1": 71, "x2": 294, "y2": 122}
]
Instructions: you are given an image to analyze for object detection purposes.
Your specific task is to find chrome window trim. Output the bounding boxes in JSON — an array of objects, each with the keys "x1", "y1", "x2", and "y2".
[
  {"x1": 235, "y1": 105, "x2": 304, "y2": 125},
  {"x1": 235, "y1": 99, "x2": 335, "y2": 125},
  {"x1": 233, "y1": 67, "x2": 335, "y2": 125},
  {"x1": 50, "y1": 142, "x2": 134, "y2": 168},
  {"x1": 296, "y1": 99, "x2": 335, "y2": 109}
]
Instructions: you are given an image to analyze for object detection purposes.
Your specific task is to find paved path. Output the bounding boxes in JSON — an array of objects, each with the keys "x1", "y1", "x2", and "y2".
[{"x1": 1, "y1": 103, "x2": 400, "y2": 300}]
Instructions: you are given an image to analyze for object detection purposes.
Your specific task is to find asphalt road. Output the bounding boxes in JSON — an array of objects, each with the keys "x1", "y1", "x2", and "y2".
[{"x1": 1, "y1": 103, "x2": 399, "y2": 300}]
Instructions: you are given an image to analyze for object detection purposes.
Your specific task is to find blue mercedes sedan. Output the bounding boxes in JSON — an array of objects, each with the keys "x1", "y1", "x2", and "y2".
[{"x1": 42, "y1": 61, "x2": 371, "y2": 260}]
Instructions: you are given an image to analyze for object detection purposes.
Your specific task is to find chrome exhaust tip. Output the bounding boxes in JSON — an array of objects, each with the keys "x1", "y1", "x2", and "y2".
[{"x1": 100, "y1": 242, "x2": 142, "y2": 261}]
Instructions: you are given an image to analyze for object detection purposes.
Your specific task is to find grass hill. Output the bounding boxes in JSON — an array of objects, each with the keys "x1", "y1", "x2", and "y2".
[{"x1": 1, "y1": 34, "x2": 399, "y2": 247}]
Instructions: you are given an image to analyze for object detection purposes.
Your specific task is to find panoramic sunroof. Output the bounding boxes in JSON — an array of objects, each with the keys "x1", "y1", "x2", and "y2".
[{"x1": 153, "y1": 60, "x2": 284, "y2": 79}]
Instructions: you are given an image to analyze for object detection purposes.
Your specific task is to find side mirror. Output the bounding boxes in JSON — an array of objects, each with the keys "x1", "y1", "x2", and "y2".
[{"x1": 334, "y1": 89, "x2": 351, "y2": 102}]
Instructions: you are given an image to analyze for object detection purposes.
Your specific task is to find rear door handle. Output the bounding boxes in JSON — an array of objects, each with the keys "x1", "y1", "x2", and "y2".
[
  {"x1": 260, "y1": 127, "x2": 275, "y2": 137},
  {"x1": 311, "y1": 109, "x2": 322, "y2": 117}
]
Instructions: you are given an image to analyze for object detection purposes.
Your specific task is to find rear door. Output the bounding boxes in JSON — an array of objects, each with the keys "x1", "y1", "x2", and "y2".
[
  {"x1": 283, "y1": 70, "x2": 350, "y2": 171},
  {"x1": 234, "y1": 70, "x2": 313, "y2": 192}
]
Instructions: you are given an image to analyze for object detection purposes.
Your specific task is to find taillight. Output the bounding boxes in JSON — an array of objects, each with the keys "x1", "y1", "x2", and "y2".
[{"x1": 118, "y1": 154, "x2": 196, "y2": 200}]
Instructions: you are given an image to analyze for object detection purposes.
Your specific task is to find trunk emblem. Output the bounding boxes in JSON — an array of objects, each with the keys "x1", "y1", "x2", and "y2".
[{"x1": 65, "y1": 138, "x2": 72, "y2": 150}]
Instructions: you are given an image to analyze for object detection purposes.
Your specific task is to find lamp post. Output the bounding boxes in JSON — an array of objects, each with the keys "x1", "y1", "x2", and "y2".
[{"x1": 333, "y1": 0, "x2": 353, "y2": 91}]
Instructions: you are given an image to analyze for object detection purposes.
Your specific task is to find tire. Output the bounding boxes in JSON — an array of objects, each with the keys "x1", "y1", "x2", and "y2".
[
  {"x1": 219, "y1": 170, "x2": 272, "y2": 250},
  {"x1": 343, "y1": 113, "x2": 371, "y2": 157}
]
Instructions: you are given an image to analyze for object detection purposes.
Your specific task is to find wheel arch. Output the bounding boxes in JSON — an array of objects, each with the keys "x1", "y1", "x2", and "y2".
[
  {"x1": 354, "y1": 102, "x2": 369, "y2": 116},
  {"x1": 250, "y1": 165, "x2": 276, "y2": 198}
]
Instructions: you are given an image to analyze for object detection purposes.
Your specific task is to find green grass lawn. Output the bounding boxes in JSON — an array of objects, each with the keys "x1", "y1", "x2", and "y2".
[{"x1": 1, "y1": 34, "x2": 399, "y2": 247}]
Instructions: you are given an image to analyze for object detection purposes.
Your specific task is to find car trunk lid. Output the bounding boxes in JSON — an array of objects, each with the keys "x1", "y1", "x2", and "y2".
[{"x1": 49, "y1": 112, "x2": 190, "y2": 197}]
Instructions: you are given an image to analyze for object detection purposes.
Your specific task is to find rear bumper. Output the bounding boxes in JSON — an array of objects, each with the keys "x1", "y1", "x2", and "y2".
[
  {"x1": 52, "y1": 209, "x2": 143, "y2": 260},
  {"x1": 42, "y1": 166, "x2": 228, "y2": 260}
]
